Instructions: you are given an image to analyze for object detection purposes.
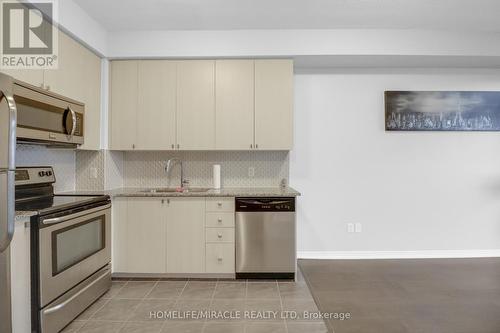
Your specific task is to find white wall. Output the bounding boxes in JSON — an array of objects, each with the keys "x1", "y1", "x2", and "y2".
[{"x1": 291, "y1": 68, "x2": 500, "y2": 255}]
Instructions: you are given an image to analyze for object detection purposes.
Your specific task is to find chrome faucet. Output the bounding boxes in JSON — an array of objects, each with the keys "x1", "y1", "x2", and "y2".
[{"x1": 165, "y1": 158, "x2": 189, "y2": 189}]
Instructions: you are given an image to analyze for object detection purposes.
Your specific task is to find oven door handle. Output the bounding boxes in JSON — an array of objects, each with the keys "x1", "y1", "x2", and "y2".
[
  {"x1": 42, "y1": 204, "x2": 111, "y2": 225},
  {"x1": 42, "y1": 267, "x2": 110, "y2": 315}
]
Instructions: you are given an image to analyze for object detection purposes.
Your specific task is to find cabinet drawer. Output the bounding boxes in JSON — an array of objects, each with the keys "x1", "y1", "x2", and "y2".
[
  {"x1": 206, "y1": 243, "x2": 235, "y2": 273},
  {"x1": 205, "y1": 213, "x2": 235, "y2": 227},
  {"x1": 206, "y1": 228, "x2": 235, "y2": 243},
  {"x1": 206, "y1": 197, "x2": 235, "y2": 212}
]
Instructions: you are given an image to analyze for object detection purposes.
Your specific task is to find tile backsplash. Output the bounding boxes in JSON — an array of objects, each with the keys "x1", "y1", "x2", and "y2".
[
  {"x1": 75, "y1": 150, "x2": 289, "y2": 191},
  {"x1": 16, "y1": 145, "x2": 76, "y2": 192},
  {"x1": 17, "y1": 146, "x2": 289, "y2": 192},
  {"x1": 123, "y1": 151, "x2": 289, "y2": 188}
]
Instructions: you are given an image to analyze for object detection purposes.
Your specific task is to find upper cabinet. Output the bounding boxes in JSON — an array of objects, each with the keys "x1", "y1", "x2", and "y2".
[
  {"x1": 1, "y1": 30, "x2": 103, "y2": 150},
  {"x1": 109, "y1": 58, "x2": 293, "y2": 151},
  {"x1": 110, "y1": 60, "x2": 138, "y2": 150},
  {"x1": 215, "y1": 60, "x2": 254, "y2": 150},
  {"x1": 177, "y1": 60, "x2": 215, "y2": 150},
  {"x1": 137, "y1": 61, "x2": 177, "y2": 150},
  {"x1": 255, "y1": 59, "x2": 294, "y2": 150}
]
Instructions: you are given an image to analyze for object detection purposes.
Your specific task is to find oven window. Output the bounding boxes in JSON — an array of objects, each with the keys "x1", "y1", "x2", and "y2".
[{"x1": 52, "y1": 216, "x2": 105, "y2": 275}]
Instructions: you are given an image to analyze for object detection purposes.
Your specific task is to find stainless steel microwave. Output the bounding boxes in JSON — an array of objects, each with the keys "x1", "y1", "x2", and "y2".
[{"x1": 13, "y1": 80, "x2": 84, "y2": 147}]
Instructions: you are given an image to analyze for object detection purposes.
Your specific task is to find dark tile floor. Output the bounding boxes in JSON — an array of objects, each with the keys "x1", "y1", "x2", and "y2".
[
  {"x1": 61, "y1": 273, "x2": 329, "y2": 332},
  {"x1": 299, "y1": 258, "x2": 500, "y2": 333}
]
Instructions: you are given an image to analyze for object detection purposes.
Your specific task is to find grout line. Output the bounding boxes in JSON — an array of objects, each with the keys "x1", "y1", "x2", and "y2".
[
  {"x1": 118, "y1": 280, "x2": 160, "y2": 331},
  {"x1": 276, "y1": 279, "x2": 289, "y2": 333},
  {"x1": 159, "y1": 279, "x2": 189, "y2": 332}
]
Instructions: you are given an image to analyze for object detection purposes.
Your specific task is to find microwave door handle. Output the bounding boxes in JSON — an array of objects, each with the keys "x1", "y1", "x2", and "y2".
[{"x1": 68, "y1": 106, "x2": 76, "y2": 136}]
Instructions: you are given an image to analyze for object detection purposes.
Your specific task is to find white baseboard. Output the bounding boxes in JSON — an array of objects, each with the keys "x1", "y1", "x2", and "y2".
[{"x1": 297, "y1": 250, "x2": 500, "y2": 260}]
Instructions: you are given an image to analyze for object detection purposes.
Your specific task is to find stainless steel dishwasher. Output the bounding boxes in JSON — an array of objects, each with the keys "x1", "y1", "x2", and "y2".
[{"x1": 235, "y1": 197, "x2": 296, "y2": 279}]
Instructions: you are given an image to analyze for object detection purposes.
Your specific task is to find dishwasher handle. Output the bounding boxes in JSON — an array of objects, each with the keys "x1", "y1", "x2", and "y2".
[{"x1": 236, "y1": 197, "x2": 295, "y2": 212}]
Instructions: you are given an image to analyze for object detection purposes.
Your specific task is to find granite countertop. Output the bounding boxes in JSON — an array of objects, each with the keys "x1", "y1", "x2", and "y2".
[{"x1": 60, "y1": 186, "x2": 301, "y2": 198}]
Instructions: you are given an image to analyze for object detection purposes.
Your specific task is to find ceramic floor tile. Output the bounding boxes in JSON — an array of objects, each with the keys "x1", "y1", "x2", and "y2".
[
  {"x1": 128, "y1": 299, "x2": 177, "y2": 321},
  {"x1": 161, "y1": 320, "x2": 205, "y2": 332},
  {"x1": 102, "y1": 281, "x2": 127, "y2": 299},
  {"x1": 180, "y1": 281, "x2": 217, "y2": 299},
  {"x1": 244, "y1": 321, "x2": 287, "y2": 333},
  {"x1": 119, "y1": 321, "x2": 164, "y2": 332},
  {"x1": 92, "y1": 299, "x2": 141, "y2": 321},
  {"x1": 146, "y1": 281, "x2": 187, "y2": 299},
  {"x1": 244, "y1": 299, "x2": 282, "y2": 321},
  {"x1": 203, "y1": 321, "x2": 245, "y2": 333},
  {"x1": 115, "y1": 282, "x2": 157, "y2": 299},
  {"x1": 213, "y1": 282, "x2": 246, "y2": 299},
  {"x1": 278, "y1": 282, "x2": 314, "y2": 300},
  {"x1": 246, "y1": 282, "x2": 280, "y2": 299},
  {"x1": 60, "y1": 320, "x2": 87, "y2": 332},
  {"x1": 78, "y1": 321, "x2": 125, "y2": 333},
  {"x1": 286, "y1": 321, "x2": 329, "y2": 333}
]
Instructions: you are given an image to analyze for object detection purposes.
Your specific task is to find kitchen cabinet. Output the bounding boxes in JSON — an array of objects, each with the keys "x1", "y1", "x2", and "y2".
[
  {"x1": 109, "y1": 60, "x2": 138, "y2": 150},
  {"x1": 137, "y1": 60, "x2": 177, "y2": 150},
  {"x1": 108, "y1": 59, "x2": 293, "y2": 151},
  {"x1": 166, "y1": 198, "x2": 206, "y2": 273},
  {"x1": 255, "y1": 59, "x2": 294, "y2": 150},
  {"x1": 112, "y1": 198, "x2": 167, "y2": 273},
  {"x1": 1, "y1": 30, "x2": 103, "y2": 150},
  {"x1": 0, "y1": 68, "x2": 44, "y2": 87},
  {"x1": 215, "y1": 60, "x2": 254, "y2": 150},
  {"x1": 177, "y1": 60, "x2": 215, "y2": 150},
  {"x1": 112, "y1": 196, "x2": 235, "y2": 276}
]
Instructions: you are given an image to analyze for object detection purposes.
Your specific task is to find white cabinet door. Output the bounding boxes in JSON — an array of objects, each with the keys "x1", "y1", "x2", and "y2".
[
  {"x1": 44, "y1": 31, "x2": 85, "y2": 102},
  {"x1": 166, "y1": 198, "x2": 205, "y2": 273},
  {"x1": 215, "y1": 60, "x2": 254, "y2": 150},
  {"x1": 125, "y1": 198, "x2": 167, "y2": 273},
  {"x1": 177, "y1": 60, "x2": 215, "y2": 150},
  {"x1": 254, "y1": 59, "x2": 294, "y2": 150},
  {"x1": 0, "y1": 68, "x2": 44, "y2": 87},
  {"x1": 109, "y1": 60, "x2": 138, "y2": 150},
  {"x1": 137, "y1": 61, "x2": 177, "y2": 150},
  {"x1": 111, "y1": 197, "x2": 128, "y2": 273},
  {"x1": 78, "y1": 47, "x2": 102, "y2": 150}
]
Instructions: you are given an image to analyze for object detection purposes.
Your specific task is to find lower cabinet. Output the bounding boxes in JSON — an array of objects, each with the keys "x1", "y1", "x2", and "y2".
[
  {"x1": 112, "y1": 196, "x2": 235, "y2": 275},
  {"x1": 166, "y1": 198, "x2": 205, "y2": 273}
]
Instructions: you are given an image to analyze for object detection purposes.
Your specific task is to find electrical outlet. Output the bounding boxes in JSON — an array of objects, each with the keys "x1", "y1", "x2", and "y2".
[
  {"x1": 355, "y1": 223, "x2": 362, "y2": 233},
  {"x1": 90, "y1": 167, "x2": 98, "y2": 179},
  {"x1": 347, "y1": 223, "x2": 355, "y2": 233},
  {"x1": 248, "y1": 167, "x2": 255, "y2": 178}
]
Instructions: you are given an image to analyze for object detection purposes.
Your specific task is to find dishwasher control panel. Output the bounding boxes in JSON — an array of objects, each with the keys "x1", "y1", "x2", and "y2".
[{"x1": 235, "y1": 197, "x2": 295, "y2": 212}]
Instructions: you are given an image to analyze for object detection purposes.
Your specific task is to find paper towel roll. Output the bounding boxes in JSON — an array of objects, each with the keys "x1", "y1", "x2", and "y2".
[{"x1": 213, "y1": 164, "x2": 221, "y2": 189}]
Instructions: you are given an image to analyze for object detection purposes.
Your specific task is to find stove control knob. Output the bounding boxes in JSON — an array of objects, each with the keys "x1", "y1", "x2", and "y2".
[{"x1": 39, "y1": 171, "x2": 45, "y2": 177}]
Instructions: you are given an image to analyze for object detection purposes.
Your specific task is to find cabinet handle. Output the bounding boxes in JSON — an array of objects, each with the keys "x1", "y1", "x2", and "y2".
[
  {"x1": 132, "y1": 144, "x2": 135, "y2": 149},
  {"x1": 217, "y1": 218, "x2": 222, "y2": 223},
  {"x1": 45, "y1": 85, "x2": 50, "y2": 91},
  {"x1": 171, "y1": 144, "x2": 174, "y2": 149},
  {"x1": 217, "y1": 233, "x2": 223, "y2": 239},
  {"x1": 177, "y1": 144, "x2": 180, "y2": 149},
  {"x1": 250, "y1": 144, "x2": 253, "y2": 149},
  {"x1": 161, "y1": 199, "x2": 164, "y2": 204},
  {"x1": 255, "y1": 144, "x2": 259, "y2": 149},
  {"x1": 217, "y1": 256, "x2": 223, "y2": 261},
  {"x1": 217, "y1": 202, "x2": 222, "y2": 207},
  {"x1": 167, "y1": 199, "x2": 170, "y2": 204}
]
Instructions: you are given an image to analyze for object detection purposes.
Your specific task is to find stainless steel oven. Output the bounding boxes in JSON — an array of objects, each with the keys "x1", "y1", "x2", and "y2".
[
  {"x1": 13, "y1": 80, "x2": 84, "y2": 147},
  {"x1": 38, "y1": 204, "x2": 111, "y2": 308},
  {"x1": 35, "y1": 202, "x2": 111, "y2": 333}
]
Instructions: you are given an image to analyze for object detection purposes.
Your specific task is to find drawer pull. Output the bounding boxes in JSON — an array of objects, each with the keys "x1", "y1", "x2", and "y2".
[
  {"x1": 217, "y1": 233, "x2": 223, "y2": 238},
  {"x1": 218, "y1": 218, "x2": 222, "y2": 223},
  {"x1": 217, "y1": 202, "x2": 222, "y2": 207},
  {"x1": 217, "y1": 256, "x2": 223, "y2": 261}
]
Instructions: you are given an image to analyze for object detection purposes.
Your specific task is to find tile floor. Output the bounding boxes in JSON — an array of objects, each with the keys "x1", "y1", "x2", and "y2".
[{"x1": 61, "y1": 274, "x2": 329, "y2": 333}]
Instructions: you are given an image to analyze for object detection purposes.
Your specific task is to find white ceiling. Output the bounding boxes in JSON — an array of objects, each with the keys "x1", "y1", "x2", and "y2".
[{"x1": 74, "y1": 0, "x2": 500, "y2": 32}]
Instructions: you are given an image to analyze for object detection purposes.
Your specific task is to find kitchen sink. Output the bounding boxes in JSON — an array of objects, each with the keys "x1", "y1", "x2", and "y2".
[{"x1": 140, "y1": 188, "x2": 211, "y2": 193}]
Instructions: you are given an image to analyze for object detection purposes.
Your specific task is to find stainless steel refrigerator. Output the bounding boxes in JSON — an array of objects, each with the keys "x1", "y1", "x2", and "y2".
[{"x1": 0, "y1": 73, "x2": 17, "y2": 333}]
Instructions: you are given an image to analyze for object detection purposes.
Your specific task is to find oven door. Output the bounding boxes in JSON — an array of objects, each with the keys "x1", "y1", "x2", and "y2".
[{"x1": 38, "y1": 204, "x2": 110, "y2": 307}]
